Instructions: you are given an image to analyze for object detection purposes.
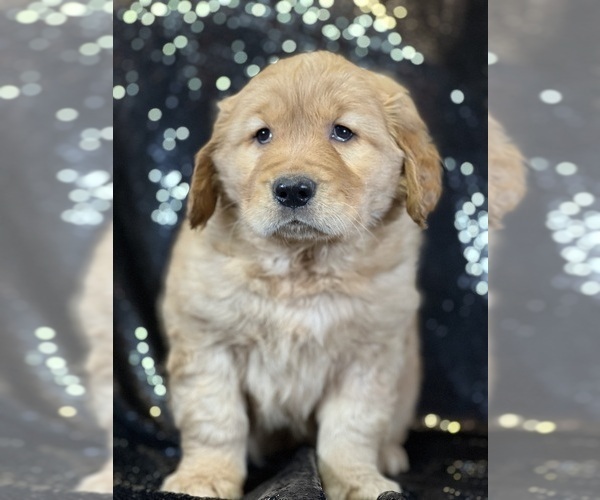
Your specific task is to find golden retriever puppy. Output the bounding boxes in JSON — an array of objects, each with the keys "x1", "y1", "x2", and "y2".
[
  {"x1": 74, "y1": 223, "x2": 113, "y2": 493},
  {"x1": 488, "y1": 115, "x2": 526, "y2": 395},
  {"x1": 161, "y1": 52, "x2": 442, "y2": 499}
]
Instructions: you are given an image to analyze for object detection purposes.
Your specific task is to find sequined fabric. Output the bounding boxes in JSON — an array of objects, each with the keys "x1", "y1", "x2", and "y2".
[{"x1": 113, "y1": 1, "x2": 487, "y2": 499}]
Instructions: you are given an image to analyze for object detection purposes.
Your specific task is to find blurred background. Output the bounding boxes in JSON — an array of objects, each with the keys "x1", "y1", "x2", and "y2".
[
  {"x1": 489, "y1": 0, "x2": 600, "y2": 498},
  {"x1": 0, "y1": 0, "x2": 113, "y2": 498}
]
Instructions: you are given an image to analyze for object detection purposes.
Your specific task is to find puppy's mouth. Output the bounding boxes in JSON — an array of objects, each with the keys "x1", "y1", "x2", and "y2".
[{"x1": 272, "y1": 216, "x2": 329, "y2": 240}]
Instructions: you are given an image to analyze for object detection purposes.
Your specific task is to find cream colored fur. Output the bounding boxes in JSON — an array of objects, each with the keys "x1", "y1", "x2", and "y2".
[
  {"x1": 74, "y1": 223, "x2": 114, "y2": 492},
  {"x1": 161, "y1": 52, "x2": 442, "y2": 500}
]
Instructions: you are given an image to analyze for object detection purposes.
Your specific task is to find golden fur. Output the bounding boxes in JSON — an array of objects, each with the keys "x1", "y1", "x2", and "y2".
[{"x1": 160, "y1": 52, "x2": 442, "y2": 499}]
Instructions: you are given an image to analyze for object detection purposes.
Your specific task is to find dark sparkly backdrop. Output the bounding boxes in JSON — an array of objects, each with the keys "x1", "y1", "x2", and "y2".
[{"x1": 114, "y1": 1, "x2": 487, "y2": 499}]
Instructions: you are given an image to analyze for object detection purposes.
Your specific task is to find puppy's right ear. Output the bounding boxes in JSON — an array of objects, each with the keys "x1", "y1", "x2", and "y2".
[
  {"x1": 188, "y1": 95, "x2": 238, "y2": 228},
  {"x1": 188, "y1": 143, "x2": 218, "y2": 229}
]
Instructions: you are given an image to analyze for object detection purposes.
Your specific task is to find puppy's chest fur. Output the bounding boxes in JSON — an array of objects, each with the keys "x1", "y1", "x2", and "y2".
[
  {"x1": 227, "y1": 256, "x2": 371, "y2": 434},
  {"x1": 168, "y1": 226, "x2": 419, "y2": 437},
  {"x1": 239, "y1": 314, "x2": 331, "y2": 437},
  {"x1": 254, "y1": 265, "x2": 407, "y2": 430}
]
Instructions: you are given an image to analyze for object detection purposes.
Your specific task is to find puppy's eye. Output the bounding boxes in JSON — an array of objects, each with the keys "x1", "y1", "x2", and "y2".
[
  {"x1": 255, "y1": 128, "x2": 273, "y2": 144},
  {"x1": 331, "y1": 124, "x2": 354, "y2": 142}
]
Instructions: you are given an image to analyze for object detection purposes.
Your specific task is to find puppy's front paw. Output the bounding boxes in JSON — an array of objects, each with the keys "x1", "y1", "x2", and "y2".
[
  {"x1": 321, "y1": 467, "x2": 401, "y2": 500},
  {"x1": 161, "y1": 469, "x2": 243, "y2": 499}
]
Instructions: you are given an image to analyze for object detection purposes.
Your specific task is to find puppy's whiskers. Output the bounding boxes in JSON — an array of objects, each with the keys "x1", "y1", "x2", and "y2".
[{"x1": 336, "y1": 202, "x2": 376, "y2": 240}]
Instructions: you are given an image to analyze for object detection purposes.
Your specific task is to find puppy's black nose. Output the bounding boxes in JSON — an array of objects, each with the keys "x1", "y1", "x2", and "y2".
[{"x1": 273, "y1": 177, "x2": 316, "y2": 208}]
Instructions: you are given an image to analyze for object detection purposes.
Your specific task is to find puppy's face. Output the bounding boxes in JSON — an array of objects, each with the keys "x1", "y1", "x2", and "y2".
[{"x1": 189, "y1": 52, "x2": 441, "y2": 241}]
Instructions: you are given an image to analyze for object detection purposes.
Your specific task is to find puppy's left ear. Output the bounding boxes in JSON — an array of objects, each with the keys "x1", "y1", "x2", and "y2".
[{"x1": 376, "y1": 75, "x2": 442, "y2": 228}]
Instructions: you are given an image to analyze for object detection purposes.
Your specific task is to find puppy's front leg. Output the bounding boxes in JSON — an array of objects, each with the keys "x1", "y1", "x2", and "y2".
[
  {"x1": 317, "y1": 363, "x2": 403, "y2": 500},
  {"x1": 162, "y1": 344, "x2": 248, "y2": 499}
]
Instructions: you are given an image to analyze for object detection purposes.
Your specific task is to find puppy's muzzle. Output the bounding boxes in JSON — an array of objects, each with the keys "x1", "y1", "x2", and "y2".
[{"x1": 273, "y1": 176, "x2": 316, "y2": 208}]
